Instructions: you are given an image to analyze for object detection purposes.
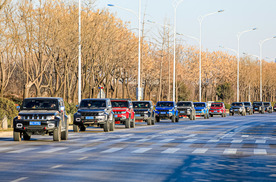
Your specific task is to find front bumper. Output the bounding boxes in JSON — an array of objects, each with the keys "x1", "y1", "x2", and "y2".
[
  {"x1": 209, "y1": 110, "x2": 223, "y2": 115},
  {"x1": 155, "y1": 111, "x2": 174, "y2": 119},
  {"x1": 13, "y1": 119, "x2": 59, "y2": 134}
]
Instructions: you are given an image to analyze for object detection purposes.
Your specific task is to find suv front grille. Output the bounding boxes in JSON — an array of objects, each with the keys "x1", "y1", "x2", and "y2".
[
  {"x1": 81, "y1": 112, "x2": 99, "y2": 116},
  {"x1": 22, "y1": 115, "x2": 47, "y2": 120},
  {"x1": 157, "y1": 110, "x2": 169, "y2": 112}
]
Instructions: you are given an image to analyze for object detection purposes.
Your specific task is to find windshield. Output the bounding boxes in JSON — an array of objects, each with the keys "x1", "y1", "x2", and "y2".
[
  {"x1": 231, "y1": 102, "x2": 243, "y2": 107},
  {"x1": 177, "y1": 102, "x2": 192, "y2": 107},
  {"x1": 253, "y1": 102, "x2": 262, "y2": 106},
  {"x1": 194, "y1": 103, "x2": 206, "y2": 107},
  {"x1": 243, "y1": 102, "x2": 251, "y2": 106},
  {"x1": 22, "y1": 99, "x2": 58, "y2": 110},
  {"x1": 264, "y1": 103, "x2": 270, "y2": 106},
  {"x1": 133, "y1": 102, "x2": 150, "y2": 108},
  {"x1": 156, "y1": 102, "x2": 174, "y2": 107},
  {"x1": 211, "y1": 103, "x2": 222, "y2": 107},
  {"x1": 80, "y1": 100, "x2": 106, "y2": 108},
  {"x1": 111, "y1": 101, "x2": 129, "y2": 108}
]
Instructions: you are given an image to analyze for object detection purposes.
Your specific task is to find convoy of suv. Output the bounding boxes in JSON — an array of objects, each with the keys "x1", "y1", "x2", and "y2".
[{"x1": 13, "y1": 97, "x2": 275, "y2": 142}]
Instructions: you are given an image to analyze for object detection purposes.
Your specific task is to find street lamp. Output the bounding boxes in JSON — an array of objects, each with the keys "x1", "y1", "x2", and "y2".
[
  {"x1": 198, "y1": 10, "x2": 224, "y2": 102},
  {"x1": 237, "y1": 28, "x2": 257, "y2": 102},
  {"x1": 108, "y1": 1, "x2": 142, "y2": 101},
  {"x1": 172, "y1": 0, "x2": 183, "y2": 102},
  {"x1": 259, "y1": 36, "x2": 276, "y2": 101},
  {"x1": 78, "y1": 0, "x2": 81, "y2": 104}
]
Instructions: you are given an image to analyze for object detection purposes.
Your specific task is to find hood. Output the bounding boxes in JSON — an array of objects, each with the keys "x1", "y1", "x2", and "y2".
[
  {"x1": 78, "y1": 109, "x2": 105, "y2": 112},
  {"x1": 177, "y1": 106, "x2": 192, "y2": 109},
  {"x1": 210, "y1": 107, "x2": 223, "y2": 110},
  {"x1": 134, "y1": 108, "x2": 150, "y2": 112},
  {"x1": 112, "y1": 108, "x2": 128, "y2": 112},
  {"x1": 230, "y1": 106, "x2": 242, "y2": 109},
  {"x1": 155, "y1": 107, "x2": 174, "y2": 110},
  {"x1": 194, "y1": 107, "x2": 206, "y2": 110},
  {"x1": 19, "y1": 110, "x2": 58, "y2": 115}
]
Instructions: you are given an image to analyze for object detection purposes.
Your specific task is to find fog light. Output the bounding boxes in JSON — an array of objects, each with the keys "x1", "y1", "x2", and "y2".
[
  {"x1": 122, "y1": 116, "x2": 126, "y2": 119},
  {"x1": 16, "y1": 123, "x2": 23, "y2": 128},
  {"x1": 76, "y1": 118, "x2": 81, "y2": 122},
  {"x1": 48, "y1": 123, "x2": 55, "y2": 128}
]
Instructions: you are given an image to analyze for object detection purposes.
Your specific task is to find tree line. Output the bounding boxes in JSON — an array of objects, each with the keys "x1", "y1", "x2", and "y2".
[{"x1": 0, "y1": 0, "x2": 275, "y2": 105}]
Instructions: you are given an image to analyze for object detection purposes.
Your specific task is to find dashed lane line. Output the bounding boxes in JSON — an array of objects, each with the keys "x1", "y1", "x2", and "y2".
[
  {"x1": 254, "y1": 149, "x2": 267, "y2": 155},
  {"x1": 159, "y1": 139, "x2": 174, "y2": 143},
  {"x1": 161, "y1": 148, "x2": 180, "y2": 154},
  {"x1": 131, "y1": 148, "x2": 152, "y2": 154},
  {"x1": 192, "y1": 148, "x2": 208, "y2": 154},
  {"x1": 223, "y1": 148, "x2": 237, "y2": 155},
  {"x1": 101, "y1": 148, "x2": 123, "y2": 153},
  {"x1": 69, "y1": 147, "x2": 95, "y2": 154},
  {"x1": 11, "y1": 177, "x2": 28, "y2": 182},
  {"x1": 255, "y1": 140, "x2": 266, "y2": 144},
  {"x1": 51, "y1": 165, "x2": 63, "y2": 169},
  {"x1": 231, "y1": 139, "x2": 243, "y2": 143},
  {"x1": 39, "y1": 147, "x2": 68, "y2": 154},
  {"x1": 8, "y1": 148, "x2": 37, "y2": 154},
  {"x1": 184, "y1": 139, "x2": 197, "y2": 143}
]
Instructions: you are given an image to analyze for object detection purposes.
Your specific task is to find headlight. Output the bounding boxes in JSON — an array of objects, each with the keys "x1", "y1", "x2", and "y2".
[
  {"x1": 121, "y1": 111, "x2": 126, "y2": 114},
  {"x1": 46, "y1": 115, "x2": 55, "y2": 120},
  {"x1": 17, "y1": 115, "x2": 22, "y2": 120},
  {"x1": 201, "y1": 109, "x2": 204, "y2": 112},
  {"x1": 98, "y1": 112, "x2": 105, "y2": 116},
  {"x1": 239, "y1": 108, "x2": 242, "y2": 111},
  {"x1": 144, "y1": 111, "x2": 148, "y2": 114},
  {"x1": 169, "y1": 109, "x2": 173, "y2": 112}
]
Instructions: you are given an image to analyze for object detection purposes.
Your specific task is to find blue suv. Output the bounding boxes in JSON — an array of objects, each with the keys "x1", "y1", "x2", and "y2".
[
  {"x1": 154, "y1": 101, "x2": 179, "y2": 123},
  {"x1": 194, "y1": 102, "x2": 209, "y2": 119}
]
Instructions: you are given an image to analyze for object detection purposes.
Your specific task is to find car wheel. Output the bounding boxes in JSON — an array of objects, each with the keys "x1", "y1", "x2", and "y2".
[
  {"x1": 131, "y1": 116, "x2": 135, "y2": 128},
  {"x1": 189, "y1": 115, "x2": 193, "y2": 120},
  {"x1": 147, "y1": 118, "x2": 151, "y2": 125},
  {"x1": 13, "y1": 131, "x2": 22, "y2": 141},
  {"x1": 61, "y1": 123, "x2": 68, "y2": 140},
  {"x1": 176, "y1": 116, "x2": 179, "y2": 122},
  {"x1": 73, "y1": 124, "x2": 79, "y2": 132},
  {"x1": 193, "y1": 115, "x2": 196, "y2": 120},
  {"x1": 204, "y1": 114, "x2": 207, "y2": 119},
  {"x1": 53, "y1": 126, "x2": 61, "y2": 142},
  {"x1": 103, "y1": 121, "x2": 110, "y2": 132},
  {"x1": 109, "y1": 118, "x2": 115, "y2": 131},
  {"x1": 210, "y1": 114, "x2": 213, "y2": 117},
  {"x1": 151, "y1": 118, "x2": 155, "y2": 125},
  {"x1": 80, "y1": 126, "x2": 86, "y2": 131},
  {"x1": 125, "y1": 117, "x2": 130, "y2": 128},
  {"x1": 171, "y1": 115, "x2": 175, "y2": 123},
  {"x1": 156, "y1": 117, "x2": 160, "y2": 122},
  {"x1": 23, "y1": 133, "x2": 31, "y2": 140}
]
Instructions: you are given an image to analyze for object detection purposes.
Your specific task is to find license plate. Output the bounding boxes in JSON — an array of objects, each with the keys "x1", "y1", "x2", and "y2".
[
  {"x1": 114, "y1": 115, "x2": 118, "y2": 117},
  {"x1": 86, "y1": 116, "x2": 94, "y2": 120},
  {"x1": 214, "y1": 111, "x2": 217, "y2": 112},
  {"x1": 30, "y1": 121, "x2": 41, "y2": 126},
  {"x1": 180, "y1": 111, "x2": 184, "y2": 113},
  {"x1": 234, "y1": 109, "x2": 238, "y2": 111},
  {"x1": 135, "y1": 114, "x2": 141, "y2": 117},
  {"x1": 161, "y1": 112, "x2": 166, "y2": 114}
]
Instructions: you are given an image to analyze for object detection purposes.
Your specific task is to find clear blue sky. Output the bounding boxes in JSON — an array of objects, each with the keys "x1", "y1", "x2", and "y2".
[{"x1": 95, "y1": 0, "x2": 276, "y2": 62}]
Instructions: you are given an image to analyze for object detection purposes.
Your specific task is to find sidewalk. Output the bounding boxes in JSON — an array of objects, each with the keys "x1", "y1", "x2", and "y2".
[{"x1": 0, "y1": 131, "x2": 13, "y2": 137}]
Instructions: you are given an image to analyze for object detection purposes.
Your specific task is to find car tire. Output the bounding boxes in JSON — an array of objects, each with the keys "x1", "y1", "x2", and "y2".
[
  {"x1": 80, "y1": 126, "x2": 86, "y2": 131},
  {"x1": 171, "y1": 115, "x2": 175, "y2": 123},
  {"x1": 103, "y1": 122, "x2": 110, "y2": 132},
  {"x1": 109, "y1": 118, "x2": 115, "y2": 131},
  {"x1": 131, "y1": 116, "x2": 135, "y2": 128},
  {"x1": 147, "y1": 118, "x2": 151, "y2": 125},
  {"x1": 61, "y1": 123, "x2": 68, "y2": 140},
  {"x1": 204, "y1": 114, "x2": 207, "y2": 119},
  {"x1": 23, "y1": 133, "x2": 31, "y2": 140},
  {"x1": 189, "y1": 115, "x2": 193, "y2": 120},
  {"x1": 125, "y1": 117, "x2": 130, "y2": 128},
  {"x1": 73, "y1": 124, "x2": 79, "y2": 132},
  {"x1": 193, "y1": 115, "x2": 196, "y2": 120},
  {"x1": 210, "y1": 114, "x2": 213, "y2": 117},
  {"x1": 13, "y1": 131, "x2": 21, "y2": 141},
  {"x1": 151, "y1": 118, "x2": 155, "y2": 125},
  {"x1": 156, "y1": 117, "x2": 160, "y2": 122},
  {"x1": 53, "y1": 126, "x2": 61, "y2": 142},
  {"x1": 176, "y1": 116, "x2": 179, "y2": 122}
]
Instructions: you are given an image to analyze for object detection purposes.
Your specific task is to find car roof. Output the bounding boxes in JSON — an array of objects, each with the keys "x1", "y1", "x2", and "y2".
[
  {"x1": 81, "y1": 98, "x2": 110, "y2": 101},
  {"x1": 24, "y1": 97, "x2": 63, "y2": 100},
  {"x1": 132, "y1": 101, "x2": 151, "y2": 103}
]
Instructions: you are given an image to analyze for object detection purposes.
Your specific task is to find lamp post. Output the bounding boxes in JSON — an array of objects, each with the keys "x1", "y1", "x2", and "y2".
[
  {"x1": 259, "y1": 36, "x2": 276, "y2": 101},
  {"x1": 78, "y1": 0, "x2": 81, "y2": 104},
  {"x1": 198, "y1": 10, "x2": 224, "y2": 102},
  {"x1": 236, "y1": 28, "x2": 257, "y2": 102},
  {"x1": 172, "y1": 0, "x2": 183, "y2": 102},
  {"x1": 108, "y1": 1, "x2": 142, "y2": 100}
]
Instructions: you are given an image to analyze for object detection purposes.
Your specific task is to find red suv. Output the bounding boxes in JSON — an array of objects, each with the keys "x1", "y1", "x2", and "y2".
[
  {"x1": 273, "y1": 103, "x2": 276, "y2": 112},
  {"x1": 111, "y1": 99, "x2": 135, "y2": 128},
  {"x1": 209, "y1": 102, "x2": 227, "y2": 117}
]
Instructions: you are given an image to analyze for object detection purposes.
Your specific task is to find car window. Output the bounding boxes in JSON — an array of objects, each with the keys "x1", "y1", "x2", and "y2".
[
  {"x1": 156, "y1": 102, "x2": 174, "y2": 107},
  {"x1": 111, "y1": 101, "x2": 129, "y2": 108},
  {"x1": 80, "y1": 100, "x2": 106, "y2": 108},
  {"x1": 177, "y1": 102, "x2": 192, "y2": 107},
  {"x1": 194, "y1": 103, "x2": 205, "y2": 107},
  {"x1": 22, "y1": 99, "x2": 58, "y2": 110},
  {"x1": 133, "y1": 102, "x2": 150, "y2": 108},
  {"x1": 211, "y1": 103, "x2": 222, "y2": 107}
]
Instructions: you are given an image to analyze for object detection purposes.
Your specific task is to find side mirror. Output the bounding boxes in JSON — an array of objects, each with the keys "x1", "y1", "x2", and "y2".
[
  {"x1": 129, "y1": 105, "x2": 133, "y2": 109},
  {"x1": 60, "y1": 106, "x2": 65, "y2": 113},
  {"x1": 108, "y1": 105, "x2": 112, "y2": 109},
  {"x1": 16, "y1": 106, "x2": 20, "y2": 112},
  {"x1": 76, "y1": 105, "x2": 79, "y2": 108}
]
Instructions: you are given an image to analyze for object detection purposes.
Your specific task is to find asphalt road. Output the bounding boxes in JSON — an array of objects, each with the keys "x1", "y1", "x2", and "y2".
[{"x1": 1, "y1": 113, "x2": 276, "y2": 182}]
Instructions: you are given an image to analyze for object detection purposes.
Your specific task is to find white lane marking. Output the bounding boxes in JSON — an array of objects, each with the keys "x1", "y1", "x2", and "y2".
[
  {"x1": 269, "y1": 174, "x2": 276, "y2": 177},
  {"x1": 184, "y1": 139, "x2": 197, "y2": 143},
  {"x1": 89, "y1": 138, "x2": 105, "y2": 142},
  {"x1": 51, "y1": 165, "x2": 63, "y2": 169},
  {"x1": 8, "y1": 148, "x2": 37, "y2": 154},
  {"x1": 114, "y1": 138, "x2": 128, "y2": 142},
  {"x1": 69, "y1": 148, "x2": 95, "y2": 154},
  {"x1": 208, "y1": 139, "x2": 220, "y2": 143},
  {"x1": 223, "y1": 148, "x2": 237, "y2": 155},
  {"x1": 39, "y1": 147, "x2": 68, "y2": 154},
  {"x1": 192, "y1": 148, "x2": 208, "y2": 154},
  {"x1": 161, "y1": 148, "x2": 180, "y2": 154},
  {"x1": 188, "y1": 134, "x2": 197, "y2": 137},
  {"x1": 131, "y1": 148, "x2": 152, "y2": 153},
  {"x1": 11, "y1": 177, "x2": 28, "y2": 182},
  {"x1": 0, "y1": 147, "x2": 11, "y2": 152},
  {"x1": 137, "y1": 138, "x2": 151, "y2": 142},
  {"x1": 101, "y1": 148, "x2": 123, "y2": 153},
  {"x1": 78, "y1": 157, "x2": 88, "y2": 160},
  {"x1": 231, "y1": 139, "x2": 243, "y2": 143},
  {"x1": 242, "y1": 135, "x2": 249, "y2": 137},
  {"x1": 255, "y1": 140, "x2": 266, "y2": 144},
  {"x1": 254, "y1": 149, "x2": 267, "y2": 155},
  {"x1": 159, "y1": 139, "x2": 174, "y2": 143}
]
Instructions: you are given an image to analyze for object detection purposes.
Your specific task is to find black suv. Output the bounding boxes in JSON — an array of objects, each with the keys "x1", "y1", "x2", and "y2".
[
  {"x1": 253, "y1": 101, "x2": 265, "y2": 114},
  {"x1": 133, "y1": 101, "x2": 155, "y2": 125},
  {"x1": 243, "y1": 102, "x2": 253, "y2": 115},
  {"x1": 13, "y1": 97, "x2": 68, "y2": 142},
  {"x1": 73, "y1": 99, "x2": 115, "y2": 132},
  {"x1": 264, "y1": 102, "x2": 273, "y2": 113},
  {"x1": 177, "y1": 101, "x2": 196, "y2": 120}
]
